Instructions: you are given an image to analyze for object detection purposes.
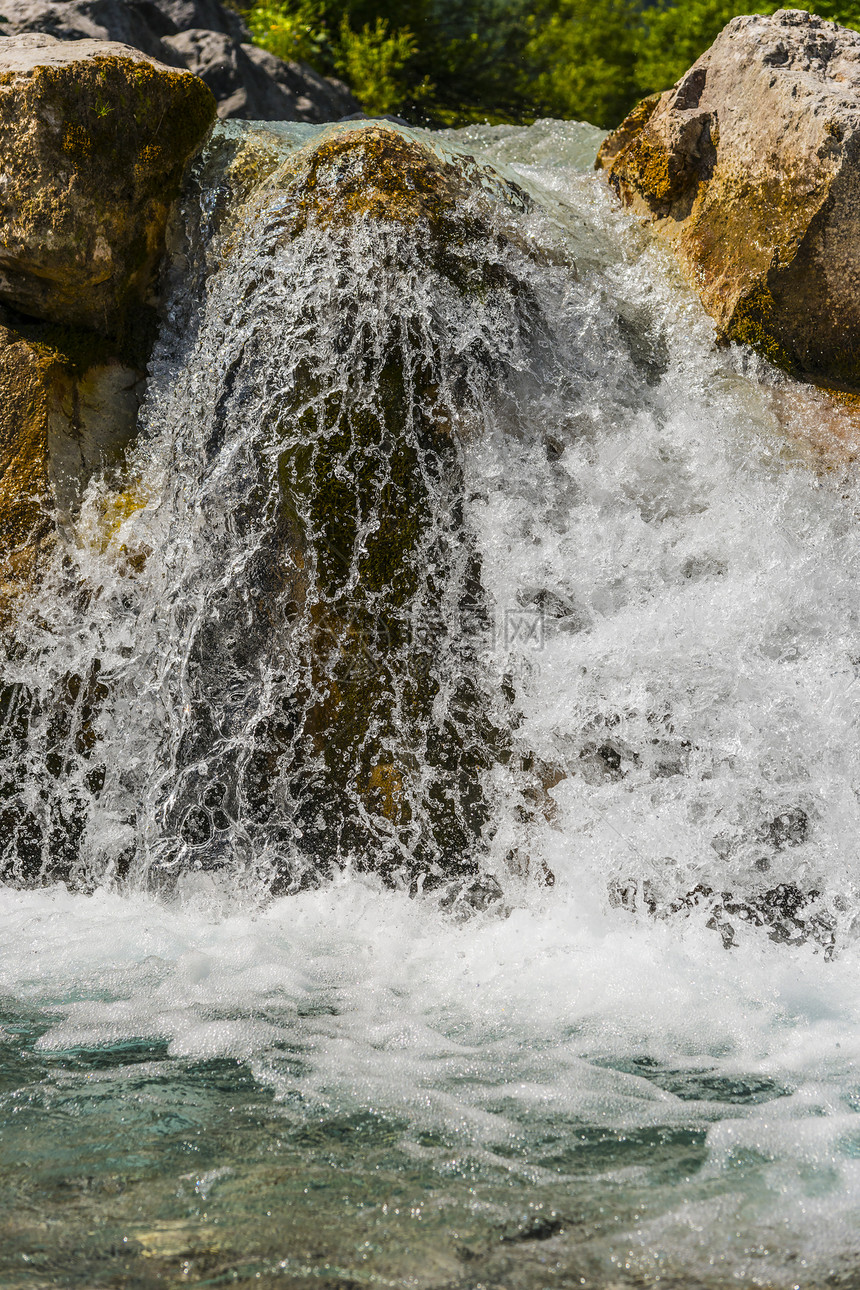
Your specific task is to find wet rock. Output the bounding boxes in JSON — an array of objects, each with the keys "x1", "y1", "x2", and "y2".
[
  {"x1": 0, "y1": 34, "x2": 215, "y2": 341},
  {"x1": 256, "y1": 129, "x2": 535, "y2": 881},
  {"x1": 239, "y1": 43, "x2": 356, "y2": 123},
  {"x1": 760, "y1": 806, "x2": 810, "y2": 849},
  {"x1": 0, "y1": 0, "x2": 359, "y2": 123},
  {"x1": 0, "y1": 316, "x2": 144, "y2": 621},
  {"x1": 159, "y1": 124, "x2": 542, "y2": 891},
  {"x1": 597, "y1": 9, "x2": 860, "y2": 390},
  {"x1": 614, "y1": 877, "x2": 837, "y2": 958}
]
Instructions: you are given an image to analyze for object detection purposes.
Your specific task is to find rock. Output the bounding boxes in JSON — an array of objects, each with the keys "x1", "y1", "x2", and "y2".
[
  {"x1": 0, "y1": 315, "x2": 144, "y2": 622},
  {"x1": 130, "y1": 0, "x2": 249, "y2": 41},
  {"x1": 0, "y1": 0, "x2": 183, "y2": 62},
  {"x1": 0, "y1": 34, "x2": 215, "y2": 342},
  {"x1": 240, "y1": 43, "x2": 356, "y2": 123},
  {"x1": 0, "y1": 0, "x2": 360, "y2": 123},
  {"x1": 597, "y1": 9, "x2": 860, "y2": 389},
  {"x1": 158, "y1": 124, "x2": 539, "y2": 888},
  {"x1": 163, "y1": 28, "x2": 356, "y2": 121},
  {"x1": 0, "y1": 324, "x2": 60, "y2": 618}
]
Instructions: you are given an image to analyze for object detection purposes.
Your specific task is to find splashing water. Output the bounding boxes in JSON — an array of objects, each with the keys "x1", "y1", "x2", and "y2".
[{"x1": 3, "y1": 117, "x2": 860, "y2": 1288}]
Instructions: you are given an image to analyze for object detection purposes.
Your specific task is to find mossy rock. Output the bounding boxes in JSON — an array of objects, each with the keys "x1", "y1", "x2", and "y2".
[
  {"x1": 596, "y1": 11, "x2": 860, "y2": 391},
  {"x1": 0, "y1": 35, "x2": 215, "y2": 346},
  {"x1": 165, "y1": 125, "x2": 536, "y2": 890}
]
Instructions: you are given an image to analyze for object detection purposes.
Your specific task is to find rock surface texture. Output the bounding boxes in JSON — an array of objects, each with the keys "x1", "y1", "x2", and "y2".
[
  {"x1": 0, "y1": 323, "x2": 61, "y2": 617},
  {"x1": 0, "y1": 0, "x2": 359, "y2": 121},
  {"x1": 0, "y1": 34, "x2": 212, "y2": 619},
  {"x1": 0, "y1": 34, "x2": 215, "y2": 339},
  {"x1": 597, "y1": 9, "x2": 860, "y2": 389}
]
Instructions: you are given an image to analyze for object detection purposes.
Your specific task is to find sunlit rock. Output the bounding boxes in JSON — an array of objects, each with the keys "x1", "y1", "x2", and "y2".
[
  {"x1": 597, "y1": 9, "x2": 860, "y2": 390},
  {"x1": 0, "y1": 33, "x2": 215, "y2": 342},
  {"x1": 0, "y1": 317, "x2": 143, "y2": 623},
  {"x1": 0, "y1": 323, "x2": 60, "y2": 621}
]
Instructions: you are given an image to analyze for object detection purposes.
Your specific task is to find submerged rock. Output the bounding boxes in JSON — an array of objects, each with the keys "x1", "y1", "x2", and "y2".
[
  {"x1": 0, "y1": 33, "x2": 215, "y2": 342},
  {"x1": 145, "y1": 123, "x2": 542, "y2": 892},
  {"x1": 597, "y1": 9, "x2": 860, "y2": 390}
]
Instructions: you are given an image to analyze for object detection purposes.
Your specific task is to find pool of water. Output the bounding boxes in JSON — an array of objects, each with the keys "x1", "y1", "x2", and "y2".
[{"x1": 4, "y1": 878, "x2": 860, "y2": 1289}]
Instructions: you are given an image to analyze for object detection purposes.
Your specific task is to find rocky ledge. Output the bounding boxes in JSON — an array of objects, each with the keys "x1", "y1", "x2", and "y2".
[{"x1": 0, "y1": 34, "x2": 215, "y2": 619}]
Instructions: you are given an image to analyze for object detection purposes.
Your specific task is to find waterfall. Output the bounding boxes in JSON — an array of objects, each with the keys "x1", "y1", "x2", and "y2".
[{"x1": 4, "y1": 117, "x2": 860, "y2": 1289}]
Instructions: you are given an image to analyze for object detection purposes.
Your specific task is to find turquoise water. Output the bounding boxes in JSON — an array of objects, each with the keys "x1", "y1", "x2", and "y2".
[{"x1": 4, "y1": 880, "x2": 860, "y2": 1288}]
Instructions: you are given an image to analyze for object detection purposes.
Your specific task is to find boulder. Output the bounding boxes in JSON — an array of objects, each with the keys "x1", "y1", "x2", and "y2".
[
  {"x1": 0, "y1": 0, "x2": 360, "y2": 123},
  {"x1": 0, "y1": 0, "x2": 183, "y2": 62},
  {"x1": 129, "y1": 0, "x2": 249, "y2": 41},
  {"x1": 158, "y1": 124, "x2": 538, "y2": 888},
  {"x1": 163, "y1": 28, "x2": 356, "y2": 121},
  {"x1": 597, "y1": 9, "x2": 860, "y2": 389},
  {"x1": 0, "y1": 34, "x2": 216, "y2": 341}
]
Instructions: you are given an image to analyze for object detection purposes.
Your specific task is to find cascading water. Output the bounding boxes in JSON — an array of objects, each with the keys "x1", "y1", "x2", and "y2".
[{"x1": 4, "y1": 116, "x2": 860, "y2": 1289}]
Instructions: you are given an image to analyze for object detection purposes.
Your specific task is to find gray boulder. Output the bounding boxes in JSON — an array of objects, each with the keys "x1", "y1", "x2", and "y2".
[
  {"x1": 242, "y1": 42, "x2": 356, "y2": 122},
  {"x1": 131, "y1": 0, "x2": 249, "y2": 40},
  {"x1": 164, "y1": 28, "x2": 356, "y2": 121},
  {"x1": 0, "y1": 0, "x2": 183, "y2": 62},
  {"x1": 0, "y1": 0, "x2": 359, "y2": 122}
]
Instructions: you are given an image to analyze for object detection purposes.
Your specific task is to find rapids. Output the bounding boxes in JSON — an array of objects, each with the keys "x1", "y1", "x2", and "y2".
[{"x1": 3, "y1": 116, "x2": 860, "y2": 1288}]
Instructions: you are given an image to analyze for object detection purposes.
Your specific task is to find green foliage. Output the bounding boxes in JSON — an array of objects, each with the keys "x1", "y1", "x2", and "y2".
[
  {"x1": 634, "y1": 0, "x2": 782, "y2": 96},
  {"x1": 332, "y1": 16, "x2": 419, "y2": 115},
  {"x1": 523, "y1": 0, "x2": 641, "y2": 130},
  {"x1": 245, "y1": 0, "x2": 330, "y2": 63},
  {"x1": 238, "y1": 0, "x2": 860, "y2": 129}
]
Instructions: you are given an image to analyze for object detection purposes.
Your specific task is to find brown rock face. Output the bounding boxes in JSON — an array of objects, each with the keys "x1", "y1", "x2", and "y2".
[
  {"x1": 0, "y1": 324, "x2": 59, "y2": 617},
  {"x1": 0, "y1": 319, "x2": 143, "y2": 623},
  {"x1": 597, "y1": 9, "x2": 860, "y2": 389},
  {"x1": 0, "y1": 34, "x2": 215, "y2": 342}
]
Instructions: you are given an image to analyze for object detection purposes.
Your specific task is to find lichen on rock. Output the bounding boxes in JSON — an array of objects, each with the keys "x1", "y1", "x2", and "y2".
[
  {"x1": 0, "y1": 34, "x2": 216, "y2": 345},
  {"x1": 597, "y1": 9, "x2": 860, "y2": 390}
]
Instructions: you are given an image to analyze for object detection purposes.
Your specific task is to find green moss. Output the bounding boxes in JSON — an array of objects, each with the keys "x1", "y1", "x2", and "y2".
[
  {"x1": 596, "y1": 91, "x2": 662, "y2": 172},
  {"x1": 728, "y1": 281, "x2": 799, "y2": 375},
  {"x1": 274, "y1": 352, "x2": 494, "y2": 874},
  {"x1": 265, "y1": 127, "x2": 534, "y2": 302}
]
